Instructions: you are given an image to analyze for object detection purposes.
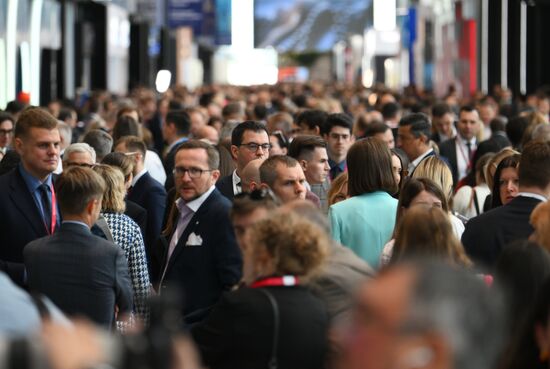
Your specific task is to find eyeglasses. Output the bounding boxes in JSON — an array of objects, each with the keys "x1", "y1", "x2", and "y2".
[
  {"x1": 239, "y1": 142, "x2": 272, "y2": 152},
  {"x1": 0, "y1": 129, "x2": 13, "y2": 135},
  {"x1": 172, "y1": 166, "x2": 213, "y2": 178},
  {"x1": 234, "y1": 188, "x2": 279, "y2": 202}
]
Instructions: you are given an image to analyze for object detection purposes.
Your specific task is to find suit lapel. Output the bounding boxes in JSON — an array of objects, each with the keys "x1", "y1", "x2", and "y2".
[{"x1": 9, "y1": 170, "x2": 48, "y2": 236}]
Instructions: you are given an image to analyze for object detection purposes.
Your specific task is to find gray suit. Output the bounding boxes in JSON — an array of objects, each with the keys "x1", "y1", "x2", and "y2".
[{"x1": 24, "y1": 222, "x2": 133, "y2": 328}]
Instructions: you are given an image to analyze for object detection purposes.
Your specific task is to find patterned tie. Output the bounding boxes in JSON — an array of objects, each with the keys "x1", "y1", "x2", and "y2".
[{"x1": 38, "y1": 184, "x2": 52, "y2": 233}]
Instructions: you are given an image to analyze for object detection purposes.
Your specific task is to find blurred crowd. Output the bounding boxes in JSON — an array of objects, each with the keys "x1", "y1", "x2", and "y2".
[{"x1": 0, "y1": 81, "x2": 550, "y2": 369}]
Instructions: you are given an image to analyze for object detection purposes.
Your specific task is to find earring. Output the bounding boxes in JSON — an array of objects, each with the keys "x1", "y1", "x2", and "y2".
[{"x1": 540, "y1": 349, "x2": 549, "y2": 362}]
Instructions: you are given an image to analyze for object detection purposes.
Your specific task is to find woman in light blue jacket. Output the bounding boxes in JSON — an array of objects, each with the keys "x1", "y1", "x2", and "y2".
[{"x1": 329, "y1": 138, "x2": 398, "y2": 268}]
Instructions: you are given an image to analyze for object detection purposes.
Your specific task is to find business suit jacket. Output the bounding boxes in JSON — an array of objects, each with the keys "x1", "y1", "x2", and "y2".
[
  {"x1": 128, "y1": 172, "x2": 167, "y2": 264},
  {"x1": 125, "y1": 199, "x2": 148, "y2": 241},
  {"x1": 461, "y1": 196, "x2": 542, "y2": 269},
  {"x1": 159, "y1": 189, "x2": 242, "y2": 324},
  {"x1": 215, "y1": 174, "x2": 235, "y2": 201},
  {"x1": 0, "y1": 168, "x2": 52, "y2": 284},
  {"x1": 192, "y1": 286, "x2": 328, "y2": 369},
  {"x1": 23, "y1": 222, "x2": 133, "y2": 328},
  {"x1": 438, "y1": 138, "x2": 460, "y2": 186}
]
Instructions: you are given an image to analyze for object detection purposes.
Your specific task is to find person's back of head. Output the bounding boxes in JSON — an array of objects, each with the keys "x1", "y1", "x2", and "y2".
[
  {"x1": 432, "y1": 102, "x2": 452, "y2": 118},
  {"x1": 295, "y1": 109, "x2": 328, "y2": 135},
  {"x1": 381, "y1": 102, "x2": 401, "y2": 121},
  {"x1": 81, "y1": 129, "x2": 113, "y2": 162},
  {"x1": 519, "y1": 141, "x2": 550, "y2": 192},
  {"x1": 165, "y1": 110, "x2": 191, "y2": 137},
  {"x1": 506, "y1": 116, "x2": 529, "y2": 149},
  {"x1": 490, "y1": 116, "x2": 507, "y2": 133},
  {"x1": 56, "y1": 166, "x2": 106, "y2": 219},
  {"x1": 363, "y1": 121, "x2": 391, "y2": 138},
  {"x1": 112, "y1": 116, "x2": 141, "y2": 143},
  {"x1": 222, "y1": 102, "x2": 245, "y2": 121}
]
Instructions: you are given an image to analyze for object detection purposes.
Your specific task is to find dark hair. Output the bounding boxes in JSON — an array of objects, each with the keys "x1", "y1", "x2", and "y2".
[
  {"x1": 112, "y1": 115, "x2": 141, "y2": 143},
  {"x1": 230, "y1": 188, "x2": 280, "y2": 220},
  {"x1": 347, "y1": 138, "x2": 397, "y2": 196},
  {"x1": 222, "y1": 102, "x2": 245, "y2": 120},
  {"x1": 0, "y1": 112, "x2": 15, "y2": 126},
  {"x1": 81, "y1": 129, "x2": 113, "y2": 160},
  {"x1": 56, "y1": 166, "x2": 106, "y2": 216},
  {"x1": 270, "y1": 131, "x2": 288, "y2": 150},
  {"x1": 381, "y1": 102, "x2": 401, "y2": 120},
  {"x1": 398, "y1": 113, "x2": 431, "y2": 139},
  {"x1": 231, "y1": 120, "x2": 268, "y2": 146},
  {"x1": 506, "y1": 116, "x2": 529, "y2": 149},
  {"x1": 101, "y1": 152, "x2": 135, "y2": 182},
  {"x1": 287, "y1": 135, "x2": 326, "y2": 160},
  {"x1": 491, "y1": 154, "x2": 520, "y2": 208},
  {"x1": 490, "y1": 117, "x2": 507, "y2": 133},
  {"x1": 165, "y1": 110, "x2": 191, "y2": 136},
  {"x1": 432, "y1": 103, "x2": 453, "y2": 118},
  {"x1": 58, "y1": 108, "x2": 75, "y2": 122},
  {"x1": 254, "y1": 105, "x2": 268, "y2": 121},
  {"x1": 0, "y1": 150, "x2": 20, "y2": 175},
  {"x1": 5, "y1": 100, "x2": 26, "y2": 115},
  {"x1": 459, "y1": 105, "x2": 478, "y2": 115},
  {"x1": 391, "y1": 148, "x2": 410, "y2": 189},
  {"x1": 260, "y1": 155, "x2": 299, "y2": 188},
  {"x1": 519, "y1": 141, "x2": 550, "y2": 189},
  {"x1": 323, "y1": 113, "x2": 353, "y2": 135},
  {"x1": 364, "y1": 122, "x2": 390, "y2": 138},
  {"x1": 397, "y1": 177, "x2": 449, "y2": 224},
  {"x1": 175, "y1": 139, "x2": 220, "y2": 170},
  {"x1": 295, "y1": 109, "x2": 328, "y2": 132},
  {"x1": 14, "y1": 107, "x2": 58, "y2": 138}
]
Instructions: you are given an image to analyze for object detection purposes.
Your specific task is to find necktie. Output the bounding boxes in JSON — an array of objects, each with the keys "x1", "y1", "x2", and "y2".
[
  {"x1": 466, "y1": 142, "x2": 472, "y2": 159},
  {"x1": 38, "y1": 184, "x2": 52, "y2": 233}
]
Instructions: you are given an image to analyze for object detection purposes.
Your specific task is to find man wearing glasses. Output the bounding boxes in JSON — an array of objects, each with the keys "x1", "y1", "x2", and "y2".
[
  {"x1": 0, "y1": 112, "x2": 14, "y2": 157},
  {"x1": 216, "y1": 121, "x2": 270, "y2": 200},
  {"x1": 159, "y1": 140, "x2": 241, "y2": 324}
]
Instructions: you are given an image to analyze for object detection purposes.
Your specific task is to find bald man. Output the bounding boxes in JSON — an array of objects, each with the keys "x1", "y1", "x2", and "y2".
[{"x1": 240, "y1": 158, "x2": 266, "y2": 193}]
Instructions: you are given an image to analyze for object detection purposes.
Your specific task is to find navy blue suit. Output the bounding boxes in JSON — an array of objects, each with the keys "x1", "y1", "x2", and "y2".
[
  {"x1": 215, "y1": 174, "x2": 235, "y2": 201},
  {"x1": 159, "y1": 188, "x2": 242, "y2": 324},
  {"x1": 128, "y1": 172, "x2": 167, "y2": 266},
  {"x1": 462, "y1": 196, "x2": 542, "y2": 269},
  {"x1": 0, "y1": 168, "x2": 54, "y2": 284}
]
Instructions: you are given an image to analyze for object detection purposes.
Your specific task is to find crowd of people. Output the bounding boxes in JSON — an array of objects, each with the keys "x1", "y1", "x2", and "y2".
[{"x1": 1, "y1": 81, "x2": 550, "y2": 369}]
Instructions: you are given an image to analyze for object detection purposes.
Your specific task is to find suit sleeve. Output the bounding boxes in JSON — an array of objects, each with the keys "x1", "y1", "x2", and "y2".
[
  {"x1": 214, "y1": 212, "x2": 243, "y2": 290},
  {"x1": 114, "y1": 247, "x2": 134, "y2": 314},
  {"x1": 145, "y1": 185, "x2": 167, "y2": 257}
]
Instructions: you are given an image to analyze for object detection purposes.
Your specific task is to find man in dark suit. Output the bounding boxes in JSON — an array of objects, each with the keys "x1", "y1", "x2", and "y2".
[
  {"x1": 0, "y1": 107, "x2": 61, "y2": 284},
  {"x1": 397, "y1": 113, "x2": 436, "y2": 176},
  {"x1": 431, "y1": 102, "x2": 456, "y2": 144},
  {"x1": 159, "y1": 140, "x2": 242, "y2": 324},
  {"x1": 216, "y1": 121, "x2": 270, "y2": 200},
  {"x1": 115, "y1": 136, "x2": 167, "y2": 266},
  {"x1": 162, "y1": 110, "x2": 190, "y2": 192},
  {"x1": 24, "y1": 167, "x2": 133, "y2": 328},
  {"x1": 439, "y1": 106, "x2": 481, "y2": 186},
  {"x1": 462, "y1": 141, "x2": 550, "y2": 269}
]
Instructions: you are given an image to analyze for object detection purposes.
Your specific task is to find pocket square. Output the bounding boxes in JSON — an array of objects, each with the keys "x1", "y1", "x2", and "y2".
[{"x1": 185, "y1": 232, "x2": 203, "y2": 246}]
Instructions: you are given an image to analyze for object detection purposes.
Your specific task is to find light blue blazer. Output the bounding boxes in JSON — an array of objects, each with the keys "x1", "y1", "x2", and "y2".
[{"x1": 329, "y1": 191, "x2": 397, "y2": 269}]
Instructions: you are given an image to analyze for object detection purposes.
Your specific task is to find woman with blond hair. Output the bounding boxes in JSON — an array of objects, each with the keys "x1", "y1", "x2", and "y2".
[
  {"x1": 92, "y1": 164, "x2": 150, "y2": 329},
  {"x1": 192, "y1": 211, "x2": 330, "y2": 369}
]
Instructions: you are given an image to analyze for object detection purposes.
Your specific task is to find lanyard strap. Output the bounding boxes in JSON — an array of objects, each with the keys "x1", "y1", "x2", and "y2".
[
  {"x1": 49, "y1": 183, "x2": 57, "y2": 235},
  {"x1": 250, "y1": 276, "x2": 299, "y2": 289},
  {"x1": 456, "y1": 137, "x2": 474, "y2": 169}
]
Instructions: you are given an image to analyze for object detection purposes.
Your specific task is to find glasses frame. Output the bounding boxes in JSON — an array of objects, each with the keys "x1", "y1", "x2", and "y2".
[
  {"x1": 172, "y1": 166, "x2": 213, "y2": 179},
  {"x1": 238, "y1": 142, "x2": 272, "y2": 152}
]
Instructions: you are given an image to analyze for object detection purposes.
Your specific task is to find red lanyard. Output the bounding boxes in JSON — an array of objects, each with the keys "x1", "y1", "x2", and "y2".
[
  {"x1": 47, "y1": 183, "x2": 57, "y2": 234},
  {"x1": 250, "y1": 276, "x2": 299, "y2": 288}
]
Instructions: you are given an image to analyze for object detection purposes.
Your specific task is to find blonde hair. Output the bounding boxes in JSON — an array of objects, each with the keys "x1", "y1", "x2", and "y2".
[
  {"x1": 531, "y1": 201, "x2": 550, "y2": 252},
  {"x1": 328, "y1": 172, "x2": 349, "y2": 206},
  {"x1": 412, "y1": 156, "x2": 453, "y2": 202},
  {"x1": 92, "y1": 164, "x2": 126, "y2": 213},
  {"x1": 391, "y1": 206, "x2": 472, "y2": 267},
  {"x1": 247, "y1": 212, "x2": 329, "y2": 280}
]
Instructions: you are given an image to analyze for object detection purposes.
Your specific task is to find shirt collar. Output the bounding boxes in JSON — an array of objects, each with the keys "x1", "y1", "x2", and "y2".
[
  {"x1": 411, "y1": 148, "x2": 434, "y2": 170},
  {"x1": 178, "y1": 185, "x2": 216, "y2": 213},
  {"x1": 132, "y1": 168, "x2": 148, "y2": 186},
  {"x1": 516, "y1": 192, "x2": 548, "y2": 202},
  {"x1": 167, "y1": 136, "x2": 188, "y2": 153},
  {"x1": 232, "y1": 170, "x2": 242, "y2": 195},
  {"x1": 62, "y1": 220, "x2": 91, "y2": 230},
  {"x1": 18, "y1": 164, "x2": 53, "y2": 193},
  {"x1": 328, "y1": 159, "x2": 346, "y2": 171}
]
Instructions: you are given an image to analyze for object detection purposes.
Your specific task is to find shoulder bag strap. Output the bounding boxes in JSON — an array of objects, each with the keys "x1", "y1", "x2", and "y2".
[
  {"x1": 258, "y1": 288, "x2": 279, "y2": 369},
  {"x1": 472, "y1": 188, "x2": 480, "y2": 216}
]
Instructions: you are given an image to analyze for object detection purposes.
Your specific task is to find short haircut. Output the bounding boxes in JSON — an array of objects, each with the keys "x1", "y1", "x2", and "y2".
[
  {"x1": 82, "y1": 129, "x2": 113, "y2": 160},
  {"x1": 57, "y1": 121, "x2": 72, "y2": 144},
  {"x1": 0, "y1": 112, "x2": 15, "y2": 125},
  {"x1": 55, "y1": 166, "x2": 106, "y2": 216},
  {"x1": 506, "y1": 116, "x2": 529, "y2": 148},
  {"x1": 364, "y1": 122, "x2": 390, "y2": 138},
  {"x1": 112, "y1": 116, "x2": 141, "y2": 143},
  {"x1": 231, "y1": 120, "x2": 268, "y2": 146},
  {"x1": 519, "y1": 141, "x2": 550, "y2": 189},
  {"x1": 295, "y1": 109, "x2": 328, "y2": 131},
  {"x1": 101, "y1": 152, "x2": 135, "y2": 182},
  {"x1": 490, "y1": 117, "x2": 507, "y2": 133},
  {"x1": 381, "y1": 102, "x2": 401, "y2": 120},
  {"x1": 14, "y1": 107, "x2": 58, "y2": 138},
  {"x1": 175, "y1": 139, "x2": 220, "y2": 170},
  {"x1": 222, "y1": 102, "x2": 245, "y2": 119},
  {"x1": 166, "y1": 110, "x2": 191, "y2": 136},
  {"x1": 115, "y1": 135, "x2": 146, "y2": 157},
  {"x1": 398, "y1": 113, "x2": 432, "y2": 139},
  {"x1": 287, "y1": 135, "x2": 326, "y2": 160},
  {"x1": 63, "y1": 143, "x2": 97, "y2": 163},
  {"x1": 5, "y1": 100, "x2": 26, "y2": 115},
  {"x1": 459, "y1": 105, "x2": 478, "y2": 116},
  {"x1": 260, "y1": 155, "x2": 299, "y2": 188},
  {"x1": 432, "y1": 103, "x2": 452, "y2": 118},
  {"x1": 323, "y1": 113, "x2": 353, "y2": 135},
  {"x1": 58, "y1": 107, "x2": 75, "y2": 122},
  {"x1": 347, "y1": 138, "x2": 397, "y2": 196},
  {"x1": 92, "y1": 164, "x2": 126, "y2": 213}
]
